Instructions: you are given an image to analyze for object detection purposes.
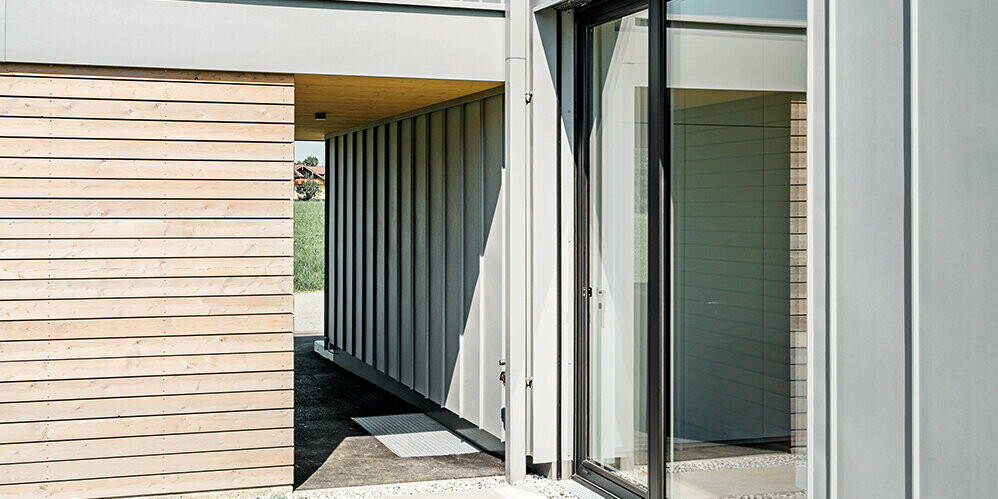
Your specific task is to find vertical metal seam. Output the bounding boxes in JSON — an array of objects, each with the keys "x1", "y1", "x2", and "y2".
[
  {"x1": 903, "y1": 0, "x2": 915, "y2": 495},
  {"x1": 356, "y1": 131, "x2": 362, "y2": 358},
  {"x1": 479, "y1": 98, "x2": 487, "y2": 426},
  {"x1": 441, "y1": 109, "x2": 448, "y2": 402},
  {"x1": 324, "y1": 136, "x2": 332, "y2": 352},
  {"x1": 457, "y1": 103, "x2": 466, "y2": 416},
  {"x1": 823, "y1": 0, "x2": 832, "y2": 493},
  {"x1": 554, "y1": 10, "x2": 563, "y2": 479}
]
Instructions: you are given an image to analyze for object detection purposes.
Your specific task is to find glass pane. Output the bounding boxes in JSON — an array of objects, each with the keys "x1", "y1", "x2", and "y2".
[
  {"x1": 587, "y1": 8, "x2": 650, "y2": 490},
  {"x1": 667, "y1": 0, "x2": 805, "y2": 22},
  {"x1": 668, "y1": 2, "x2": 808, "y2": 498}
]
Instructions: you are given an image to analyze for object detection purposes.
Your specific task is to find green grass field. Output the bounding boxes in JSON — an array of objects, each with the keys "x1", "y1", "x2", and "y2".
[{"x1": 294, "y1": 200, "x2": 325, "y2": 291}]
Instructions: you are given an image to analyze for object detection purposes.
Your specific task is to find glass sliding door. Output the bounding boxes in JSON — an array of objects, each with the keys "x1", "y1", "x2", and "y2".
[
  {"x1": 576, "y1": 1, "x2": 807, "y2": 497},
  {"x1": 663, "y1": 1, "x2": 808, "y2": 497},
  {"x1": 576, "y1": 2, "x2": 651, "y2": 497}
]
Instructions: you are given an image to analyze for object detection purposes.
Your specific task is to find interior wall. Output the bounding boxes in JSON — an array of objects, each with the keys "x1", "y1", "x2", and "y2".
[
  {"x1": 327, "y1": 90, "x2": 507, "y2": 439},
  {"x1": 0, "y1": 64, "x2": 294, "y2": 496}
]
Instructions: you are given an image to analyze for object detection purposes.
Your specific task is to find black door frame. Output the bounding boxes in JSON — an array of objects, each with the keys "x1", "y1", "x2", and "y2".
[{"x1": 572, "y1": 1, "x2": 669, "y2": 497}]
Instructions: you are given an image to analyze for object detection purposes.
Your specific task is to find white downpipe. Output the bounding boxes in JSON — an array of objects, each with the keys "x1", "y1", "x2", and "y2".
[{"x1": 505, "y1": 0, "x2": 530, "y2": 484}]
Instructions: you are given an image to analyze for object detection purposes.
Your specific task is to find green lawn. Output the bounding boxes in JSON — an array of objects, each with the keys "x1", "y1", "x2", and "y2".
[{"x1": 294, "y1": 200, "x2": 325, "y2": 291}]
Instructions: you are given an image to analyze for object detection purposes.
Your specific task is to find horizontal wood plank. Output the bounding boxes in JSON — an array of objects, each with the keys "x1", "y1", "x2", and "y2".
[
  {"x1": 0, "y1": 238, "x2": 292, "y2": 259},
  {"x1": 0, "y1": 97, "x2": 293, "y2": 123},
  {"x1": 0, "y1": 352, "x2": 292, "y2": 382},
  {"x1": 0, "y1": 409, "x2": 293, "y2": 445},
  {"x1": 0, "y1": 76, "x2": 293, "y2": 105},
  {"x1": 0, "y1": 295, "x2": 292, "y2": 321},
  {"x1": 0, "y1": 64, "x2": 295, "y2": 495},
  {"x1": 0, "y1": 178, "x2": 292, "y2": 200},
  {"x1": 0, "y1": 219, "x2": 292, "y2": 239},
  {"x1": 0, "y1": 428, "x2": 292, "y2": 464},
  {"x1": 0, "y1": 333, "x2": 291, "y2": 362},
  {"x1": 0, "y1": 314, "x2": 293, "y2": 341},
  {"x1": 0, "y1": 372, "x2": 293, "y2": 403},
  {"x1": 0, "y1": 118, "x2": 293, "y2": 142},
  {"x1": 0, "y1": 159, "x2": 290, "y2": 180},
  {"x1": 0, "y1": 199, "x2": 292, "y2": 218},
  {"x1": 0, "y1": 257, "x2": 293, "y2": 280},
  {"x1": 0, "y1": 276, "x2": 291, "y2": 301},
  {"x1": 0, "y1": 391, "x2": 293, "y2": 425},
  {"x1": 0, "y1": 467, "x2": 293, "y2": 499},
  {"x1": 0, "y1": 447, "x2": 293, "y2": 486},
  {"x1": 0, "y1": 138, "x2": 292, "y2": 161}
]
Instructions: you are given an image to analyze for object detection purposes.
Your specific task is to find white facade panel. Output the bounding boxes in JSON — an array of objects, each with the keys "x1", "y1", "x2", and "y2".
[
  {"x1": 914, "y1": 0, "x2": 998, "y2": 496},
  {"x1": 3, "y1": 0, "x2": 505, "y2": 81}
]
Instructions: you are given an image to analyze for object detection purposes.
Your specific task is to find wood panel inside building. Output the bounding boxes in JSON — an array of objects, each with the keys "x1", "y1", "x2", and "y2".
[{"x1": 0, "y1": 63, "x2": 294, "y2": 497}]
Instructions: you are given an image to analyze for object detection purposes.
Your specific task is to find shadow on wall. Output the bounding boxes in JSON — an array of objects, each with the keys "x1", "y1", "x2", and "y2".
[{"x1": 326, "y1": 91, "x2": 507, "y2": 440}]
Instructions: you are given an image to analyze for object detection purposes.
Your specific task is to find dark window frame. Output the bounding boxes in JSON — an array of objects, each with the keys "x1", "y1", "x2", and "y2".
[{"x1": 572, "y1": 1, "x2": 669, "y2": 497}]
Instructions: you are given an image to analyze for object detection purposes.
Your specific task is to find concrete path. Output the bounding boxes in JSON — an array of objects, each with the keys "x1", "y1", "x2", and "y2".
[
  {"x1": 295, "y1": 291, "x2": 325, "y2": 335},
  {"x1": 294, "y1": 336, "x2": 504, "y2": 490}
]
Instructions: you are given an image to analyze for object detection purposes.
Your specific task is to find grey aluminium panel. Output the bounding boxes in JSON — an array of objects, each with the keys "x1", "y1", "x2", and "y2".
[
  {"x1": 481, "y1": 94, "x2": 504, "y2": 438},
  {"x1": 327, "y1": 137, "x2": 337, "y2": 350},
  {"x1": 365, "y1": 128, "x2": 377, "y2": 365},
  {"x1": 915, "y1": 1, "x2": 998, "y2": 496},
  {"x1": 376, "y1": 124, "x2": 388, "y2": 372},
  {"x1": 462, "y1": 100, "x2": 485, "y2": 426},
  {"x1": 337, "y1": 136, "x2": 347, "y2": 350},
  {"x1": 354, "y1": 131, "x2": 365, "y2": 357},
  {"x1": 413, "y1": 114, "x2": 430, "y2": 396},
  {"x1": 325, "y1": 91, "x2": 505, "y2": 440},
  {"x1": 444, "y1": 105, "x2": 465, "y2": 415},
  {"x1": 3, "y1": 0, "x2": 504, "y2": 81},
  {"x1": 400, "y1": 118, "x2": 415, "y2": 388},
  {"x1": 388, "y1": 122, "x2": 402, "y2": 380},
  {"x1": 345, "y1": 134, "x2": 355, "y2": 354},
  {"x1": 0, "y1": 0, "x2": 6, "y2": 62},
  {"x1": 428, "y1": 110, "x2": 447, "y2": 405}
]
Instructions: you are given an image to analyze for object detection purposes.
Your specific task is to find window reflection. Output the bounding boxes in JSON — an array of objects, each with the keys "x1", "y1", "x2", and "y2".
[
  {"x1": 587, "y1": 8, "x2": 650, "y2": 489},
  {"x1": 667, "y1": 2, "x2": 807, "y2": 498}
]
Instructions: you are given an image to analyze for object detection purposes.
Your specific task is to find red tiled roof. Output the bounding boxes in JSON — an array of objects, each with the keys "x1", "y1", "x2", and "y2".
[{"x1": 294, "y1": 164, "x2": 326, "y2": 179}]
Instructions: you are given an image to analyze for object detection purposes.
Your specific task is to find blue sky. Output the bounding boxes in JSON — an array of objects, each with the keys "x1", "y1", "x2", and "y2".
[{"x1": 294, "y1": 141, "x2": 326, "y2": 165}]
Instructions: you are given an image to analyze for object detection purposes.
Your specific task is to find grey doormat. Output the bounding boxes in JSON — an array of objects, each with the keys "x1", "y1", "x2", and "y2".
[{"x1": 352, "y1": 413, "x2": 479, "y2": 458}]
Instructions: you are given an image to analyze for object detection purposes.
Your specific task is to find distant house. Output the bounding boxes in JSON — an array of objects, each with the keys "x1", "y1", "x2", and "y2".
[{"x1": 294, "y1": 164, "x2": 326, "y2": 184}]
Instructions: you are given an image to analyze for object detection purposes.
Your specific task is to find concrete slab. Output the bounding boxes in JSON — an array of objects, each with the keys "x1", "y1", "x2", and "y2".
[
  {"x1": 294, "y1": 336, "x2": 504, "y2": 490},
  {"x1": 295, "y1": 291, "x2": 325, "y2": 336}
]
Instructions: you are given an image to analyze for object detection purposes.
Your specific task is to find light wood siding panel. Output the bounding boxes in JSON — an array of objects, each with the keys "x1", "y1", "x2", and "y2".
[
  {"x1": 0, "y1": 64, "x2": 293, "y2": 497},
  {"x1": 327, "y1": 90, "x2": 504, "y2": 439}
]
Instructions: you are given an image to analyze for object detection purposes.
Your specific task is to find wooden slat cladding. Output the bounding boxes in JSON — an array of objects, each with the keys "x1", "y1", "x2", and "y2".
[
  {"x1": 0, "y1": 159, "x2": 288, "y2": 180},
  {"x1": 327, "y1": 90, "x2": 506, "y2": 437},
  {"x1": 0, "y1": 64, "x2": 293, "y2": 497}
]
